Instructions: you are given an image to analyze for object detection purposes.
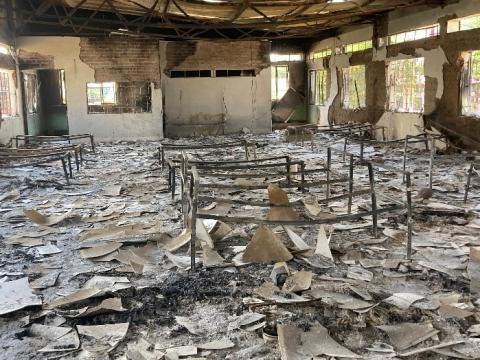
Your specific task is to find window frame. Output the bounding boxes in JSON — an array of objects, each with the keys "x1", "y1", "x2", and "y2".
[
  {"x1": 388, "y1": 24, "x2": 439, "y2": 46},
  {"x1": 271, "y1": 65, "x2": 289, "y2": 101},
  {"x1": 461, "y1": 50, "x2": 480, "y2": 117},
  {"x1": 0, "y1": 71, "x2": 14, "y2": 117},
  {"x1": 342, "y1": 65, "x2": 366, "y2": 110},
  {"x1": 309, "y1": 69, "x2": 328, "y2": 106},
  {"x1": 386, "y1": 57, "x2": 425, "y2": 114}
]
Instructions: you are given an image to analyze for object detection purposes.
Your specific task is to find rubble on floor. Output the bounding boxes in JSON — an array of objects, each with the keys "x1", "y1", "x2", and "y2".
[{"x1": 0, "y1": 132, "x2": 479, "y2": 359}]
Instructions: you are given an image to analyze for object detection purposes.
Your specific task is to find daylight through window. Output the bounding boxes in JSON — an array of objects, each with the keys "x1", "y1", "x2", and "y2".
[
  {"x1": 387, "y1": 58, "x2": 425, "y2": 113},
  {"x1": 342, "y1": 65, "x2": 366, "y2": 109}
]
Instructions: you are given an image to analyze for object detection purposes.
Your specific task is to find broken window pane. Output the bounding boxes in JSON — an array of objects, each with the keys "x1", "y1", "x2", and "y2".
[
  {"x1": 86, "y1": 82, "x2": 151, "y2": 114},
  {"x1": 462, "y1": 50, "x2": 480, "y2": 117},
  {"x1": 271, "y1": 65, "x2": 289, "y2": 101},
  {"x1": 342, "y1": 65, "x2": 366, "y2": 109},
  {"x1": 387, "y1": 58, "x2": 425, "y2": 113},
  {"x1": 343, "y1": 40, "x2": 372, "y2": 54}
]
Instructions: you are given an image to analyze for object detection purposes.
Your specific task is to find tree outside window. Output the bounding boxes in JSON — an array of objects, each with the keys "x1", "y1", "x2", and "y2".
[
  {"x1": 342, "y1": 65, "x2": 366, "y2": 109},
  {"x1": 462, "y1": 50, "x2": 480, "y2": 117},
  {"x1": 387, "y1": 58, "x2": 425, "y2": 113}
]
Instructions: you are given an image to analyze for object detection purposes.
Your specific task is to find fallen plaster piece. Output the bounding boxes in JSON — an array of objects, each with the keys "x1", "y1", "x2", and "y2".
[
  {"x1": 0, "y1": 277, "x2": 42, "y2": 315},
  {"x1": 23, "y1": 209, "x2": 72, "y2": 226},
  {"x1": 198, "y1": 339, "x2": 235, "y2": 350},
  {"x1": 282, "y1": 271, "x2": 313, "y2": 293},
  {"x1": 165, "y1": 345, "x2": 197, "y2": 357},
  {"x1": 283, "y1": 226, "x2": 312, "y2": 252},
  {"x1": 77, "y1": 322, "x2": 130, "y2": 353},
  {"x1": 467, "y1": 247, "x2": 480, "y2": 296},
  {"x1": 80, "y1": 243, "x2": 123, "y2": 259},
  {"x1": 383, "y1": 228, "x2": 406, "y2": 241},
  {"x1": 254, "y1": 282, "x2": 308, "y2": 304},
  {"x1": 242, "y1": 225, "x2": 293, "y2": 263},
  {"x1": 277, "y1": 324, "x2": 359, "y2": 359},
  {"x1": 163, "y1": 229, "x2": 191, "y2": 252},
  {"x1": 383, "y1": 293, "x2": 425, "y2": 310},
  {"x1": 175, "y1": 316, "x2": 205, "y2": 335},
  {"x1": 83, "y1": 276, "x2": 131, "y2": 294},
  {"x1": 303, "y1": 198, "x2": 322, "y2": 216},
  {"x1": 165, "y1": 251, "x2": 202, "y2": 269},
  {"x1": 209, "y1": 221, "x2": 232, "y2": 241},
  {"x1": 377, "y1": 322, "x2": 439, "y2": 351},
  {"x1": 315, "y1": 225, "x2": 333, "y2": 260}
]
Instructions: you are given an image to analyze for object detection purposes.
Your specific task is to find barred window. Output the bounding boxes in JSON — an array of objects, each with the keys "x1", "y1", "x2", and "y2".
[{"x1": 387, "y1": 58, "x2": 425, "y2": 113}]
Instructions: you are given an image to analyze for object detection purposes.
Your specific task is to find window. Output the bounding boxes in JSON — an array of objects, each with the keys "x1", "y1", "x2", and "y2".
[
  {"x1": 215, "y1": 69, "x2": 256, "y2": 77},
  {"x1": 461, "y1": 50, "x2": 480, "y2": 116},
  {"x1": 309, "y1": 49, "x2": 332, "y2": 61},
  {"x1": 387, "y1": 58, "x2": 425, "y2": 113},
  {"x1": 388, "y1": 24, "x2": 439, "y2": 45},
  {"x1": 86, "y1": 81, "x2": 152, "y2": 114},
  {"x1": 309, "y1": 70, "x2": 328, "y2": 106},
  {"x1": 170, "y1": 70, "x2": 212, "y2": 78},
  {"x1": 448, "y1": 14, "x2": 480, "y2": 33},
  {"x1": 343, "y1": 40, "x2": 372, "y2": 54},
  {"x1": 270, "y1": 53, "x2": 303, "y2": 62},
  {"x1": 271, "y1": 65, "x2": 289, "y2": 101},
  {"x1": 0, "y1": 72, "x2": 13, "y2": 116},
  {"x1": 342, "y1": 65, "x2": 366, "y2": 109},
  {"x1": 60, "y1": 70, "x2": 66, "y2": 105},
  {"x1": 24, "y1": 73, "x2": 38, "y2": 114}
]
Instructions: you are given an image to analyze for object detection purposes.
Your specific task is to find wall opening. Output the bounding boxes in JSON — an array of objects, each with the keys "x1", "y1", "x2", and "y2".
[
  {"x1": 86, "y1": 81, "x2": 152, "y2": 114},
  {"x1": 387, "y1": 57, "x2": 425, "y2": 113},
  {"x1": 342, "y1": 65, "x2": 366, "y2": 109},
  {"x1": 271, "y1": 65, "x2": 289, "y2": 101},
  {"x1": 461, "y1": 50, "x2": 480, "y2": 117}
]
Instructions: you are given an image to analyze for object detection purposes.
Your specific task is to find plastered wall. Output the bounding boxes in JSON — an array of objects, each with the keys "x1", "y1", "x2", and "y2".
[
  {"x1": 160, "y1": 40, "x2": 272, "y2": 137},
  {"x1": 14, "y1": 37, "x2": 163, "y2": 141},
  {"x1": 307, "y1": 0, "x2": 480, "y2": 145}
]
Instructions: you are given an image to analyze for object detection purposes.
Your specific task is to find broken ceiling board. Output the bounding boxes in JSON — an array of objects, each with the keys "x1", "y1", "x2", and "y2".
[
  {"x1": 23, "y1": 209, "x2": 71, "y2": 226},
  {"x1": 283, "y1": 226, "x2": 312, "y2": 252},
  {"x1": 80, "y1": 243, "x2": 123, "y2": 259},
  {"x1": 377, "y1": 322, "x2": 439, "y2": 351},
  {"x1": 266, "y1": 184, "x2": 299, "y2": 221},
  {"x1": 163, "y1": 229, "x2": 191, "y2": 252},
  {"x1": 46, "y1": 288, "x2": 102, "y2": 309},
  {"x1": 277, "y1": 324, "x2": 359, "y2": 359},
  {"x1": 282, "y1": 271, "x2": 313, "y2": 293},
  {"x1": 77, "y1": 322, "x2": 129, "y2": 353},
  {"x1": 272, "y1": 88, "x2": 305, "y2": 123},
  {"x1": 315, "y1": 225, "x2": 333, "y2": 260},
  {"x1": 242, "y1": 225, "x2": 293, "y2": 263},
  {"x1": 0, "y1": 277, "x2": 42, "y2": 315}
]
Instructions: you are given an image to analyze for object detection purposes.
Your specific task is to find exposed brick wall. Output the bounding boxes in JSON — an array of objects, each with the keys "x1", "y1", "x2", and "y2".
[
  {"x1": 165, "y1": 40, "x2": 270, "y2": 73},
  {"x1": 18, "y1": 49, "x2": 54, "y2": 69},
  {"x1": 79, "y1": 37, "x2": 160, "y2": 87}
]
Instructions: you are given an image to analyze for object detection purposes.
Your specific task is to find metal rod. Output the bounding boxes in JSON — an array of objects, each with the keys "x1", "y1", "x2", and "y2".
[
  {"x1": 348, "y1": 154, "x2": 354, "y2": 214},
  {"x1": 367, "y1": 162, "x2": 378, "y2": 238},
  {"x1": 464, "y1": 163, "x2": 474, "y2": 203},
  {"x1": 402, "y1": 136, "x2": 409, "y2": 183},
  {"x1": 326, "y1": 147, "x2": 331, "y2": 206},
  {"x1": 429, "y1": 137, "x2": 435, "y2": 190},
  {"x1": 406, "y1": 172, "x2": 413, "y2": 260}
]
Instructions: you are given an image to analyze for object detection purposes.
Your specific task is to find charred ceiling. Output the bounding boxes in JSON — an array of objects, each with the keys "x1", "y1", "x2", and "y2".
[{"x1": 6, "y1": 0, "x2": 447, "y2": 41}]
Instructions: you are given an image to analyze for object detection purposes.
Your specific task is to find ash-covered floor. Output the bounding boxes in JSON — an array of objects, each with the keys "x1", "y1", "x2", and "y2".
[{"x1": 0, "y1": 132, "x2": 479, "y2": 359}]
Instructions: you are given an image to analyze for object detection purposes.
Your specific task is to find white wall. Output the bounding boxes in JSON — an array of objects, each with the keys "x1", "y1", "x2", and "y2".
[
  {"x1": 163, "y1": 68, "x2": 272, "y2": 137},
  {"x1": 16, "y1": 37, "x2": 164, "y2": 141}
]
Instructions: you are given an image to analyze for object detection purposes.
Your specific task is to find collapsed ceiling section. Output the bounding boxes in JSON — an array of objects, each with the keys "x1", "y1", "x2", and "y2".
[{"x1": 12, "y1": 0, "x2": 443, "y2": 40}]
